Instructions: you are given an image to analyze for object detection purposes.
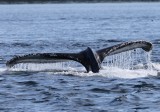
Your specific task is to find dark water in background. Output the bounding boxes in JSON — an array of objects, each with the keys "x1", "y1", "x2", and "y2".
[{"x1": 0, "y1": 3, "x2": 160, "y2": 112}]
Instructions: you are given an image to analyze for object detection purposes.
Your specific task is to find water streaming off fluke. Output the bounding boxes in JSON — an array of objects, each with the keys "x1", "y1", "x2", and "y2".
[
  {"x1": 7, "y1": 48, "x2": 158, "y2": 78},
  {"x1": 102, "y1": 48, "x2": 152, "y2": 70}
]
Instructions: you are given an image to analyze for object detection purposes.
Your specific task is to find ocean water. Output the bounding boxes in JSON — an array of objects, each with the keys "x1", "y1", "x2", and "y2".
[{"x1": 0, "y1": 3, "x2": 160, "y2": 112}]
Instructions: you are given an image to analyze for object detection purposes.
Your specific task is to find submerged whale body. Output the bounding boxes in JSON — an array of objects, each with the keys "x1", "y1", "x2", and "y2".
[{"x1": 6, "y1": 40, "x2": 152, "y2": 73}]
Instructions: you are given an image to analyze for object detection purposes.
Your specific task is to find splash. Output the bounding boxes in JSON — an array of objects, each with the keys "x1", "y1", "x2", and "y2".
[
  {"x1": 102, "y1": 48, "x2": 152, "y2": 70},
  {"x1": 9, "y1": 61, "x2": 85, "y2": 72},
  {"x1": 7, "y1": 48, "x2": 160, "y2": 78}
]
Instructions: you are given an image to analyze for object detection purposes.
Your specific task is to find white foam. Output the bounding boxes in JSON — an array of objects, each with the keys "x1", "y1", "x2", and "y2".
[
  {"x1": 4, "y1": 62, "x2": 160, "y2": 79},
  {"x1": 5, "y1": 48, "x2": 160, "y2": 79},
  {"x1": 97, "y1": 66, "x2": 157, "y2": 79},
  {"x1": 0, "y1": 68, "x2": 7, "y2": 75},
  {"x1": 151, "y1": 63, "x2": 160, "y2": 71},
  {"x1": 46, "y1": 65, "x2": 157, "y2": 79}
]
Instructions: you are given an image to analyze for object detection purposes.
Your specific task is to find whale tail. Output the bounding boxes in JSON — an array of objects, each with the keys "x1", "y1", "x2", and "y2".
[
  {"x1": 96, "y1": 40, "x2": 152, "y2": 63},
  {"x1": 6, "y1": 40, "x2": 152, "y2": 73}
]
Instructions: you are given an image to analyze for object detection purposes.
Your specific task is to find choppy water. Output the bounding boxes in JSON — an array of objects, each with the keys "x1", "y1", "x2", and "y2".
[{"x1": 0, "y1": 3, "x2": 160, "y2": 112}]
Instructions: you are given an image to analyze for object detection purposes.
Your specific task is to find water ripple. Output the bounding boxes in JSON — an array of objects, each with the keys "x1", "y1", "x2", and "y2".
[
  {"x1": 89, "y1": 88, "x2": 110, "y2": 93},
  {"x1": 16, "y1": 80, "x2": 38, "y2": 87},
  {"x1": 0, "y1": 3, "x2": 160, "y2": 112}
]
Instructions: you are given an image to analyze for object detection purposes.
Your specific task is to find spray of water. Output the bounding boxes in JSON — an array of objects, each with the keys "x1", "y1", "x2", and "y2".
[
  {"x1": 7, "y1": 48, "x2": 160, "y2": 78},
  {"x1": 102, "y1": 48, "x2": 152, "y2": 70},
  {"x1": 9, "y1": 60, "x2": 85, "y2": 72}
]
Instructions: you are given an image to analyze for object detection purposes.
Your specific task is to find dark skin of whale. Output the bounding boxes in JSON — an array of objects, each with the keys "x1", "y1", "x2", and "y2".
[{"x1": 6, "y1": 40, "x2": 152, "y2": 73}]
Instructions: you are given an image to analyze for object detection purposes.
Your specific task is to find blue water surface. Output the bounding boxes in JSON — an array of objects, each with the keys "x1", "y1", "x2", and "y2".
[{"x1": 0, "y1": 3, "x2": 160, "y2": 112}]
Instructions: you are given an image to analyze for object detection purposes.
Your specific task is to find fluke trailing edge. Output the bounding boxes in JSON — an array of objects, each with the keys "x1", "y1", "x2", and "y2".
[{"x1": 6, "y1": 40, "x2": 152, "y2": 73}]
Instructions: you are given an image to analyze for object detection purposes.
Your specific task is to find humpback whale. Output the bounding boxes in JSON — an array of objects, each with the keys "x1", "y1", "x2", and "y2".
[{"x1": 6, "y1": 40, "x2": 152, "y2": 73}]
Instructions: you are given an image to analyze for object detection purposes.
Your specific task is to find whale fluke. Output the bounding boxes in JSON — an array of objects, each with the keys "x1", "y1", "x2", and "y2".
[
  {"x1": 97, "y1": 40, "x2": 152, "y2": 62},
  {"x1": 6, "y1": 40, "x2": 152, "y2": 73},
  {"x1": 6, "y1": 47, "x2": 100, "y2": 73}
]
